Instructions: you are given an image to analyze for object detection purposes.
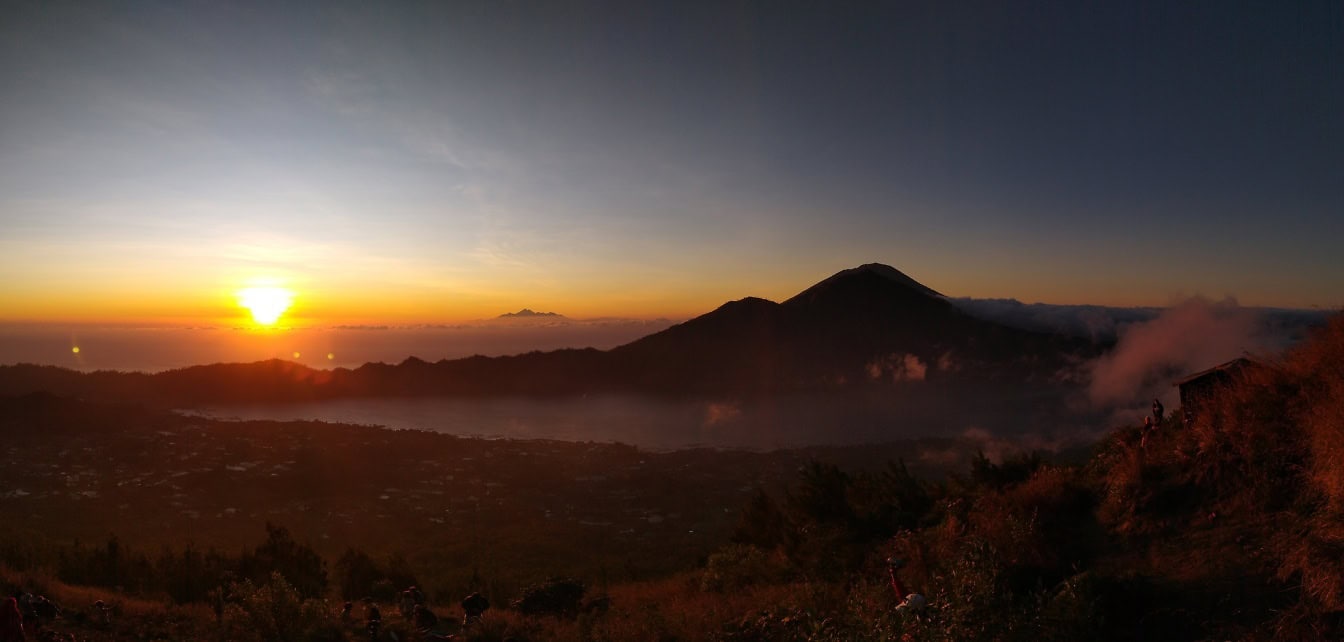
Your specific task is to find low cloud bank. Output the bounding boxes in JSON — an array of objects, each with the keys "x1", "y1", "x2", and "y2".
[
  {"x1": 954, "y1": 295, "x2": 1331, "y2": 422},
  {"x1": 949, "y1": 298, "x2": 1159, "y2": 342},
  {"x1": 1086, "y1": 297, "x2": 1263, "y2": 410},
  {"x1": 950, "y1": 297, "x2": 1329, "y2": 345},
  {"x1": 1079, "y1": 298, "x2": 1333, "y2": 425}
]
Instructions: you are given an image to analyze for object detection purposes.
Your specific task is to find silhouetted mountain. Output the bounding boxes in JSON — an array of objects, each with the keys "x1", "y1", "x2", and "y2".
[
  {"x1": 498, "y1": 309, "x2": 564, "y2": 318},
  {"x1": 787, "y1": 263, "x2": 942, "y2": 301},
  {"x1": 609, "y1": 263, "x2": 1090, "y2": 393},
  {"x1": 0, "y1": 264, "x2": 1095, "y2": 403}
]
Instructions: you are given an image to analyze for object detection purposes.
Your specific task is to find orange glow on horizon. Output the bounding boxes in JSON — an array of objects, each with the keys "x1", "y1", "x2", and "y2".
[{"x1": 5, "y1": 262, "x2": 1326, "y2": 327}]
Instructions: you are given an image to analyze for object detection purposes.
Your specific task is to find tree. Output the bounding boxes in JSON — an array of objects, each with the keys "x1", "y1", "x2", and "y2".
[
  {"x1": 334, "y1": 548, "x2": 381, "y2": 600},
  {"x1": 238, "y1": 523, "x2": 328, "y2": 599}
]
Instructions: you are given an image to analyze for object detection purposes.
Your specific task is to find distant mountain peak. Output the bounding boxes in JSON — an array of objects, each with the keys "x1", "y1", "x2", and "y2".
[
  {"x1": 784, "y1": 263, "x2": 942, "y2": 307},
  {"x1": 718, "y1": 296, "x2": 779, "y2": 310},
  {"x1": 829, "y1": 264, "x2": 941, "y2": 296},
  {"x1": 499, "y1": 309, "x2": 563, "y2": 318}
]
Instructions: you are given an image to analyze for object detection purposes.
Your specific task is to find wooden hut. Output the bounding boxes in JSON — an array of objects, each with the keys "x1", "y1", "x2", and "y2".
[{"x1": 1173, "y1": 357, "x2": 1263, "y2": 424}]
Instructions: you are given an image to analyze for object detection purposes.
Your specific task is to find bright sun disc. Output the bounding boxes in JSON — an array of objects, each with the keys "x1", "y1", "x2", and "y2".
[{"x1": 238, "y1": 287, "x2": 293, "y2": 326}]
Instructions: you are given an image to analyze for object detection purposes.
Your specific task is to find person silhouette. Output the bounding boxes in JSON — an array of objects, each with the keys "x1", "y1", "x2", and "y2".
[
  {"x1": 363, "y1": 599, "x2": 381, "y2": 641},
  {"x1": 0, "y1": 598, "x2": 23, "y2": 642},
  {"x1": 461, "y1": 592, "x2": 489, "y2": 626}
]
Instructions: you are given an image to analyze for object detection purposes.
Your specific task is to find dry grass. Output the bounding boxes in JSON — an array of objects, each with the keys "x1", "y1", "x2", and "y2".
[
  {"x1": 451, "y1": 573, "x2": 849, "y2": 641},
  {"x1": 1289, "y1": 316, "x2": 1344, "y2": 512},
  {"x1": 0, "y1": 565, "x2": 164, "y2": 616},
  {"x1": 0, "y1": 566, "x2": 214, "y2": 641}
]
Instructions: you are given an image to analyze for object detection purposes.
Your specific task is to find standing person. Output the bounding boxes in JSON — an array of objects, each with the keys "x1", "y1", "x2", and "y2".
[
  {"x1": 364, "y1": 599, "x2": 381, "y2": 642},
  {"x1": 399, "y1": 589, "x2": 416, "y2": 621},
  {"x1": 0, "y1": 597, "x2": 23, "y2": 642},
  {"x1": 1152, "y1": 398, "x2": 1165, "y2": 424},
  {"x1": 93, "y1": 600, "x2": 112, "y2": 628}
]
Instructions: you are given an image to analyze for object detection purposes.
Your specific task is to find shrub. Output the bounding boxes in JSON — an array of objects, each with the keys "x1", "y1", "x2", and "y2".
[
  {"x1": 221, "y1": 572, "x2": 334, "y2": 642},
  {"x1": 732, "y1": 489, "x2": 790, "y2": 550},
  {"x1": 238, "y1": 523, "x2": 329, "y2": 600},
  {"x1": 701, "y1": 544, "x2": 791, "y2": 592},
  {"x1": 970, "y1": 451, "x2": 1044, "y2": 491},
  {"x1": 1291, "y1": 316, "x2": 1344, "y2": 512},
  {"x1": 513, "y1": 577, "x2": 585, "y2": 618}
]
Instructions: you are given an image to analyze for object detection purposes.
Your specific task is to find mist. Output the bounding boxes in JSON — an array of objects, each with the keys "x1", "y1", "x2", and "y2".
[
  {"x1": 950, "y1": 297, "x2": 1330, "y2": 345},
  {"x1": 949, "y1": 298, "x2": 1161, "y2": 341},
  {"x1": 1082, "y1": 297, "x2": 1320, "y2": 420}
]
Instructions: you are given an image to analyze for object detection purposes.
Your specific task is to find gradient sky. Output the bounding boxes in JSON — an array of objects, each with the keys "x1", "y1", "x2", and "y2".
[{"x1": 2, "y1": 1, "x2": 1341, "y2": 325}]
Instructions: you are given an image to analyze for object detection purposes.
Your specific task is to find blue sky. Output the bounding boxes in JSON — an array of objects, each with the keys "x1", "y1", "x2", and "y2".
[{"x1": 1, "y1": 1, "x2": 1341, "y2": 323}]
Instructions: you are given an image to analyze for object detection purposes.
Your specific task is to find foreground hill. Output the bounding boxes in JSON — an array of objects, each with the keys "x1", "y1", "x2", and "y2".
[
  {"x1": 5, "y1": 314, "x2": 1340, "y2": 641},
  {"x1": 0, "y1": 264, "x2": 1094, "y2": 406}
]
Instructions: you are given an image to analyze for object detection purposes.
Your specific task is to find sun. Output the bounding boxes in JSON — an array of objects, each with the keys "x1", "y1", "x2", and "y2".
[{"x1": 237, "y1": 286, "x2": 294, "y2": 326}]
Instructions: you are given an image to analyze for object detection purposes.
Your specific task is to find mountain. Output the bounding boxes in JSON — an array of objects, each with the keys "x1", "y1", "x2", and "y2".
[
  {"x1": 0, "y1": 264, "x2": 1094, "y2": 403},
  {"x1": 608, "y1": 263, "x2": 1091, "y2": 393},
  {"x1": 787, "y1": 263, "x2": 942, "y2": 301},
  {"x1": 498, "y1": 309, "x2": 564, "y2": 318}
]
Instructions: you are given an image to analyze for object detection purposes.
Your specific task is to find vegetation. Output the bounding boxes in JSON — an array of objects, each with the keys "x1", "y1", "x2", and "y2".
[{"x1": 1, "y1": 315, "x2": 1341, "y2": 640}]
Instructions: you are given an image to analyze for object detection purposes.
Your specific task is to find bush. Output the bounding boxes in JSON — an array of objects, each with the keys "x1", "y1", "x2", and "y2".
[
  {"x1": 1292, "y1": 316, "x2": 1344, "y2": 512},
  {"x1": 700, "y1": 544, "x2": 791, "y2": 592},
  {"x1": 513, "y1": 577, "x2": 585, "y2": 618},
  {"x1": 238, "y1": 523, "x2": 329, "y2": 600},
  {"x1": 222, "y1": 572, "x2": 335, "y2": 642}
]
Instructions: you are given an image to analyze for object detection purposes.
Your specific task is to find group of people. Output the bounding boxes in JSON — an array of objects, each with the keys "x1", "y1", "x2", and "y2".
[
  {"x1": 343, "y1": 587, "x2": 490, "y2": 641},
  {"x1": 0, "y1": 593, "x2": 70, "y2": 642}
]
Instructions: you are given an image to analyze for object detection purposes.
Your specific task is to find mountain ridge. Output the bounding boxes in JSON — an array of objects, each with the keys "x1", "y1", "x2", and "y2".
[{"x1": 0, "y1": 264, "x2": 1094, "y2": 403}]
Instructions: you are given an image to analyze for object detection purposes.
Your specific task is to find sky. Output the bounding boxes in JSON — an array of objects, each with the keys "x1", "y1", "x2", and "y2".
[{"x1": 1, "y1": 1, "x2": 1341, "y2": 328}]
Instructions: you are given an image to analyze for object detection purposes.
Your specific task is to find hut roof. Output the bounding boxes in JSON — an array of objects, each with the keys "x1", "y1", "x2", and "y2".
[{"x1": 1173, "y1": 357, "x2": 1260, "y2": 387}]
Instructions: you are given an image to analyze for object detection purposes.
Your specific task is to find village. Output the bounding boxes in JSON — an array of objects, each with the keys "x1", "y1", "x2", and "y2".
[{"x1": 0, "y1": 394, "x2": 943, "y2": 598}]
